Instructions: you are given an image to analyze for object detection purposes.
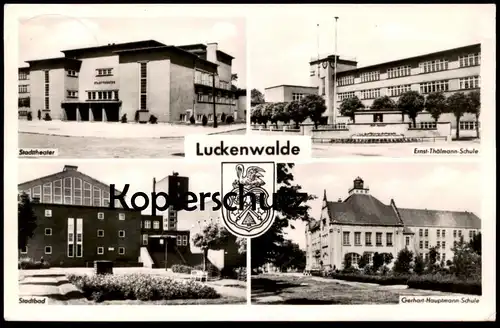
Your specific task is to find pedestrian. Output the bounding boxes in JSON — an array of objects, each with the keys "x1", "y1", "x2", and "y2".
[
  {"x1": 40, "y1": 256, "x2": 44, "y2": 264},
  {"x1": 37, "y1": 109, "x2": 41, "y2": 120}
]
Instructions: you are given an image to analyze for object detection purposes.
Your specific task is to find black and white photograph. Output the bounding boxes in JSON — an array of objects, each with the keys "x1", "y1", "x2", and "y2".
[
  {"x1": 17, "y1": 14, "x2": 246, "y2": 158},
  {"x1": 251, "y1": 162, "x2": 482, "y2": 304},
  {"x1": 17, "y1": 160, "x2": 247, "y2": 305},
  {"x1": 249, "y1": 5, "x2": 488, "y2": 157}
]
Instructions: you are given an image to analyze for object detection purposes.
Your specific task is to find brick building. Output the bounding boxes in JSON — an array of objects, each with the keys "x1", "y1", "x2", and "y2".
[
  {"x1": 18, "y1": 40, "x2": 246, "y2": 123},
  {"x1": 305, "y1": 177, "x2": 481, "y2": 271}
]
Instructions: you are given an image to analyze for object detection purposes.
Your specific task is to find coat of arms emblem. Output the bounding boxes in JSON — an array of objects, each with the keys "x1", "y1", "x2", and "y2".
[{"x1": 221, "y1": 162, "x2": 276, "y2": 238}]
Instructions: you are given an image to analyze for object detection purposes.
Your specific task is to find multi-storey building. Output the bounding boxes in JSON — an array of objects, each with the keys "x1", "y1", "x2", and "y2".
[
  {"x1": 309, "y1": 44, "x2": 481, "y2": 131},
  {"x1": 18, "y1": 67, "x2": 30, "y2": 118},
  {"x1": 19, "y1": 40, "x2": 246, "y2": 123},
  {"x1": 264, "y1": 85, "x2": 319, "y2": 103},
  {"x1": 305, "y1": 177, "x2": 481, "y2": 270}
]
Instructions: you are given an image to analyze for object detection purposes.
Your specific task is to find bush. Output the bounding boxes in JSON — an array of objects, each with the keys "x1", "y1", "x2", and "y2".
[
  {"x1": 194, "y1": 263, "x2": 220, "y2": 278},
  {"x1": 121, "y1": 114, "x2": 127, "y2": 123},
  {"x1": 407, "y1": 274, "x2": 481, "y2": 295},
  {"x1": 189, "y1": 115, "x2": 195, "y2": 124},
  {"x1": 328, "y1": 272, "x2": 409, "y2": 285},
  {"x1": 202, "y1": 115, "x2": 208, "y2": 126},
  {"x1": 27, "y1": 112, "x2": 33, "y2": 121},
  {"x1": 43, "y1": 113, "x2": 52, "y2": 121},
  {"x1": 134, "y1": 111, "x2": 140, "y2": 123},
  {"x1": 394, "y1": 248, "x2": 414, "y2": 274},
  {"x1": 221, "y1": 113, "x2": 226, "y2": 123},
  {"x1": 67, "y1": 273, "x2": 220, "y2": 302},
  {"x1": 225, "y1": 115, "x2": 234, "y2": 124},
  {"x1": 18, "y1": 257, "x2": 50, "y2": 270},
  {"x1": 149, "y1": 115, "x2": 158, "y2": 124},
  {"x1": 171, "y1": 264, "x2": 193, "y2": 274}
]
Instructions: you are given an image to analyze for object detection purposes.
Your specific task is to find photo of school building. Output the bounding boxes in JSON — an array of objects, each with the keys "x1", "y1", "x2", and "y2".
[
  {"x1": 305, "y1": 177, "x2": 481, "y2": 270},
  {"x1": 18, "y1": 40, "x2": 246, "y2": 123},
  {"x1": 18, "y1": 165, "x2": 240, "y2": 270}
]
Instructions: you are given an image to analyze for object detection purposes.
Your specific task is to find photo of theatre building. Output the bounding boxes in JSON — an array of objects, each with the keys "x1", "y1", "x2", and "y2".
[
  {"x1": 18, "y1": 165, "x2": 239, "y2": 270},
  {"x1": 19, "y1": 40, "x2": 246, "y2": 123},
  {"x1": 305, "y1": 177, "x2": 481, "y2": 270}
]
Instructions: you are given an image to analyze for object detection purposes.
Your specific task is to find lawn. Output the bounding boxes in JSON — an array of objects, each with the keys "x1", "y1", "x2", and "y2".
[{"x1": 251, "y1": 274, "x2": 468, "y2": 305}]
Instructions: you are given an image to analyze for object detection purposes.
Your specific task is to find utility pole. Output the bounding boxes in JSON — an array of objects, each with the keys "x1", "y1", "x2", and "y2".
[
  {"x1": 333, "y1": 16, "x2": 339, "y2": 125},
  {"x1": 212, "y1": 73, "x2": 218, "y2": 128}
]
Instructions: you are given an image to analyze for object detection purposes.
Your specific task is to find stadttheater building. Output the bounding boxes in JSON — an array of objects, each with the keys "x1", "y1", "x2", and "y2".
[
  {"x1": 305, "y1": 177, "x2": 481, "y2": 271},
  {"x1": 19, "y1": 40, "x2": 246, "y2": 123},
  {"x1": 309, "y1": 43, "x2": 480, "y2": 131}
]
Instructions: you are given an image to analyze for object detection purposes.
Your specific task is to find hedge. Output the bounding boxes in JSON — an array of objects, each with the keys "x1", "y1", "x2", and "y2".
[
  {"x1": 328, "y1": 272, "x2": 409, "y2": 285},
  {"x1": 171, "y1": 264, "x2": 193, "y2": 274},
  {"x1": 407, "y1": 274, "x2": 481, "y2": 295},
  {"x1": 67, "y1": 273, "x2": 220, "y2": 302},
  {"x1": 19, "y1": 257, "x2": 50, "y2": 270}
]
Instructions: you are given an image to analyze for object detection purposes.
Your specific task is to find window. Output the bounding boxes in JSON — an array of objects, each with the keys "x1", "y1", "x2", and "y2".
[
  {"x1": 142, "y1": 234, "x2": 148, "y2": 246},
  {"x1": 64, "y1": 177, "x2": 72, "y2": 204},
  {"x1": 424, "y1": 229, "x2": 428, "y2": 237},
  {"x1": 74, "y1": 178, "x2": 82, "y2": 205},
  {"x1": 93, "y1": 186, "x2": 101, "y2": 207},
  {"x1": 459, "y1": 53, "x2": 481, "y2": 67},
  {"x1": 119, "y1": 230, "x2": 125, "y2": 238},
  {"x1": 20, "y1": 246, "x2": 28, "y2": 254},
  {"x1": 437, "y1": 253, "x2": 441, "y2": 261},
  {"x1": 442, "y1": 241, "x2": 446, "y2": 249},
  {"x1": 442, "y1": 229, "x2": 446, "y2": 237},
  {"x1": 45, "y1": 209, "x2": 52, "y2": 217},
  {"x1": 76, "y1": 218, "x2": 83, "y2": 258},
  {"x1": 182, "y1": 235, "x2": 188, "y2": 246},
  {"x1": 310, "y1": 69, "x2": 316, "y2": 77},
  {"x1": 459, "y1": 76, "x2": 480, "y2": 90},
  {"x1": 337, "y1": 75, "x2": 355, "y2": 86},
  {"x1": 405, "y1": 236, "x2": 410, "y2": 246},
  {"x1": 376, "y1": 233, "x2": 382, "y2": 246},
  {"x1": 419, "y1": 241, "x2": 423, "y2": 249},
  {"x1": 365, "y1": 232, "x2": 372, "y2": 245},
  {"x1": 97, "y1": 229, "x2": 104, "y2": 237},
  {"x1": 442, "y1": 253, "x2": 446, "y2": 261},
  {"x1": 32, "y1": 185, "x2": 41, "y2": 203},
  {"x1": 458, "y1": 230, "x2": 462, "y2": 237},
  {"x1": 354, "y1": 232, "x2": 361, "y2": 245},
  {"x1": 67, "y1": 90, "x2": 78, "y2": 98},
  {"x1": 153, "y1": 221, "x2": 160, "y2": 230},
  {"x1": 45, "y1": 228, "x2": 52, "y2": 236},
  {"x1": 97, "y1": 247, "x2": 104, "y2": 255},
  {"x1": 437, "y1": 241, "x2": 441, "y2": 248},
  {"x1": 361, "y1": 89, "x2": 380, "y2": 100},
  {"x1": 419, "y1": 59, "x2": 448, "y2": 73},
  {"x1": 19, "y1": 85, "x2": 28, "y2": 93},
  {"x1": 98, "y1": 212, "x2": 104, "y2": 220},
  {"x1": 360, "y1": 71, "x2": 380, "y2": 83},
  {"x1": 437, "y1": 230, "x2": 440, "y2": 237},
  {"x1": 424, "y1": 253, "x2": 429, "y2": 261},
  {"x1": 96, "y1": 68, "x2": 113, "y2": 76},
  {"x1": 144, "y1": 220, "x2": 151, "y2": 229},
  {"x1": 388, "y1": 84, "x2": 411, "y2": 97},
  {"x1": 19, "y1": 72, "x2": 29, "y2": 80},
  {"x1": 453, "y1": 230, "x2": 457, "y2": 237},
  {"x1": 425, "y1": 241, "x2": 429, "y2": 249},
  {"x1": 83, "y1": 182, "x2": 91, "y2": 206},
  {"x1": 140, "y1": 62, "x2": 147, "y2": 110},
  {"x1": 44, "y1": 71, "x2": 49, "y2": 110},
  {"x1": 387, "y1": 65, "x2": 411, "y2": 79},
  {"x1": 67, "y1": 218, "x2": 74, "y2": 258},
  {"x1": 343, "y1": 232, "x2": 350, "y2": 245},
  {"x1": 118, "y1": 247, "x2": 125, "y2": 255},
  {"x1": 45, "y1": 246, "x2": 52, "y2": 254},
  {"x1": 292, "y1": 93, "x2": 304, "y2": 101},
  {"x1": 386, "y1": 233, "x2": 393, "y2": 246},
  {"x1": 338, "y1": 91, "x2": 356, "y2": 101},
  {"x1": 119, "y1": 213, "x2": 125, "y2": 221},
  {"x1": 67, "y1": 70, "x2": 78, "y2": 77},
  {"x1": 177, "y1": 236, "x2": 182, "y2": 246},
  {"x1": 321, "y1": 77, "x2": 326, "y2": 96}
]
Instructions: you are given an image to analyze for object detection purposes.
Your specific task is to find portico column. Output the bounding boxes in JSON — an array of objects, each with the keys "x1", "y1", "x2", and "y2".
[
  {"x1": 76, "y1": 104, "x2": 81, "y2": 122},
  {"x1": 89, "y1": 104, "x2": 94, "y2": 122},
  {"x1": 102, "y1": 105, "x2": 107, "y2": 122}
]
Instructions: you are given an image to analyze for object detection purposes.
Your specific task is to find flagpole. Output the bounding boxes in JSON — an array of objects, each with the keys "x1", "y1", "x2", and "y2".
[
  {"x1": 333, "y1": 17, "x2": 339, "y2": 125},
  {"x1": 317, "y1": 23, "x2": 320, "y2": 78}
]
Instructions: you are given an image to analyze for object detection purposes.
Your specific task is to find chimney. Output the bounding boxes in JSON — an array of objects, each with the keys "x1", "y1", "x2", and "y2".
[
  {"x1": 206, "y1": 42, "x2": 218, "y2": 63},
  {"x1": 63, "y1": 165, "x2": 78, "y2": 172}
]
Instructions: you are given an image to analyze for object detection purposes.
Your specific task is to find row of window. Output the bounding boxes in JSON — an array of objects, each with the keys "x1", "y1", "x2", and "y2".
[
  {"x1": 343, "y1": 231, "x2": 393, "y2": 246},
  {"x1": 180, "y1": 112, "x2": 224, "y2": 122},
  {"x1": 67, "y1": 70, "x2": 78, "y2": 77},
  {"x1": 460, "y1": 121, "x2": 479, "y2": 130},
  {"x1": 67, "y1": 90, "x2": 78, "y2": 98},
  {"x1": 197, "y1": 93, "x2": 236, "y2": 104},
  {"x1": 419, "y1": 252, "x2": 447, "y2": 262},
  {"x1": 98, "y1": 247, "x2": 126, "y2": 255},
  {"x1": 19, "y1": 72, "x2": 29, "y2": 80},
  {"x1": 44, "y1": 71, "x2": 49, "y2": 110},
  {"x1": 335, "y1": 53, "x2": 480, "y2": 86},
  {"x1": 292, "y1": 93, "x2": 306, "y2": 101},
  {"x1": 97, "y1": 229, "x2": 126, "y2": 238},
  {"x1": 96, "y1": 68, "x2": 113, "y2": 77},
  {"x1": 420, "y1": 240, "x2": 447, "y2": 249},
  {"x1": 19, "y1": 85, "x2": 29, "y2": 93},
  {"x1": 87, "y1": 90, "x2": 119, "y2": 101},
  {"x1": 419, "y1": 228, "x2": 477, "y2": 238},
  {"x1": 97, "y1": 212, "x2": 126, "y2": 220},
  {"x1": 140, "y1": 234, "x2": 188, "y2": 246},
  {"x1": 143, "y1": 220, "x2": 160, "y2": 230},
  {"x1": 337, "y1": 77, "x2": 480, "y2": 102},
  {"x1": 140, "y1": 63, "x2": 147, "y2": 110}
]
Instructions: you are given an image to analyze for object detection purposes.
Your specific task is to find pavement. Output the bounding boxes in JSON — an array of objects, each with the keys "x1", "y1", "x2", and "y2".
[{"x1": 18, "y1": 120, "x2": 247, "y2": 139}]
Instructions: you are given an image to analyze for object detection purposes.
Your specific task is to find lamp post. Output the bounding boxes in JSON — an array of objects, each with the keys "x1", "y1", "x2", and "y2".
[{"x1": 333, "y1": 16, "x2": 339, "y2": 125}]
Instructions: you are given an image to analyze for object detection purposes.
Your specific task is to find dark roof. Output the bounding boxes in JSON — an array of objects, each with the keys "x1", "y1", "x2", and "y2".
[
  {"x1": 61, "y1": 40, "x2": 166, "y2": 57},
  {"x1": 309, "y1": 55, "x2": 358, "y2": 66},
  {"x1": 25, "y1": 57, "x2": 81, "y2": 65},
  {"x1": 264, "y1": 84, "x2": 318, "y2": 90},
  {"x1": 141, "y1": 214, "x2": 164, "y2": 220},
  {"x1": 337, "y1": 43, "x2": 481, "y2": 75},
  {"x1": 403, "y1": 226, "x2": 415, "y2": 234},
  {"x1": 217, "y1": 50, "x2": 234, "y2": 60},
  {"x1": 177, "y1": 44, "x2": 207, "y2": 50},
  {"x1": 326, "y1": 194, "x2": 403, "y2": 226},
  {"x1": 397, "y1": 208, "x2": 481, "y2": 229}
]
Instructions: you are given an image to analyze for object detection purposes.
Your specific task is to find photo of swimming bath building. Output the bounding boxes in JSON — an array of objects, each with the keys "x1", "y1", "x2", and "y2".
[
  {"x1": 18, "y1": 40, "x2": 246, "y2": 123},
  {"x1": 305, "y1": 177, "x2": 481, "y2": 271},
  {"x1": 17, "y1": 165, "x2": 242, "y2": 270}
]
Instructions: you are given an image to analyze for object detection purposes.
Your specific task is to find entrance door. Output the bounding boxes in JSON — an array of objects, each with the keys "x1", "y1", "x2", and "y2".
[
  {"x1": 64, "y1": 105, "x2": 77, "y2": 121},
  {"x1": 373, "y1": 114, "x2": 384, "y2": 123},
  {"x1": 104, "y1": 104, "x2": 120, "y2": 122}
]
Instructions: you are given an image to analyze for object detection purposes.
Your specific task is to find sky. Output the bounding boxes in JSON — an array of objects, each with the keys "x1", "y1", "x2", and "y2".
[
  {"x1": 18, "y1": 15, "x2": 246, "y2": 88},
  {"x1": 249, "y1": 4, "x2": 493, "y2": 92},
  {"x1": 282, "y1": 162, "x2": 483, "y2": 250}
]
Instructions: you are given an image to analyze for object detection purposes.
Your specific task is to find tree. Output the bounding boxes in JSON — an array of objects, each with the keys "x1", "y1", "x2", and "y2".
[
  {"x1": 372, "y1": 252, "x2": 384, "y2": 272},
  {"x1": 343, "y1": 253, "x2": 353, "y2": 270},
  {"x1": 286, "y1": 100, "x2": 308, "y2": 128},
  {"x1": 271, "y1": 102, "x2": 286, "y2": 128},
  {"x1": 250, "y1": 105, "x2": 263, "y2": 125},
  {"x1": 427, "y1": 246, "x2": 439, "y2": 272},
  {"x1": 397, "y1": 91, "x2": 425, "y2": 127},
  {"x1": 413, "y1": 254, "x2": 425, "y2": 274},
  {"x1": 393, "y1": 248, "x2": 414, "y2": 274},
  {"x1": 299, "y1": 94, "x2": 327, "y2": 129},
  {"x1": 18, "y1": 193, "x2": 38, "y2": 251},
  {"x1": 251, "y1": 88, "x2": 265, "y2": 104},
  {"x1": 251, "y1": 164, "x2": 316, "y2": 269},
  {"x1": 273, "y1": 240, "x2": 306, "y2": 272},
  {"x1": 469, "y1": 232, "x2": 481, "y2": 255},
  {"x1": 425, "y1": 92, "x2": 447, "y2": 123},
  {"x1": 467, "y1": 90, "x2": 480, "y2": 139},
  {"x1": 446, "y1": 92, "x2": 469, "y2": 140},
  {"x1": 370, "y1": 96, "x2": 396, "y2": 111},
  {"x1": 339, "y1": 96, "x2": 364, "y2": 123},
  {"x1": 261, "y1": 103, "x2": 274, "y2": 128},
  {"x1": 231, "y1": 73, "x2": 238, "y2": 83},
  {"x1": 450, "y1": 236, "x2": 481, "y2": 278},
  {"x1": 192, "y1": 220, "x2": 230, "y2": 272},
  {"x1": 381, "y1": 252, "x2": 394, "y2": 265},
  {"x1": 358, "y1": 252, "x2": 371, "y2": 269},
  {"x1": 236, "y1": 237, "x2": 247, "y2": 254}
]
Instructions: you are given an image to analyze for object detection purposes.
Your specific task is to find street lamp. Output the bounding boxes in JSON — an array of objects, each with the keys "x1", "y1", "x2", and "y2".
[{"x1": 333, "y1": 16, "x2": 339, "y2": 125}]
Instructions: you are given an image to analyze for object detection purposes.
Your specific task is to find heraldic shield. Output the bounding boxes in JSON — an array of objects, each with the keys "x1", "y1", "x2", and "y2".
[{"x1": 221, "y1": 162, "x2": 276, "y2": 238}]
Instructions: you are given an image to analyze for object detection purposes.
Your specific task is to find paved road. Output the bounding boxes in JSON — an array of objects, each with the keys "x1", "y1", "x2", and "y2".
[{"x1": 19, "y1": 128, "x2": 246, "y2": 158}]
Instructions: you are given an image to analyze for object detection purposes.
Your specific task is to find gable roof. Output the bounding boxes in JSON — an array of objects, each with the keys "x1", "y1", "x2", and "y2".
[
  {"x1": 326, "y1": 194, "x2": 403, "y2": 226},
  {"x1": 397, "y1": 208, "x2": 481, "y2": 229}
]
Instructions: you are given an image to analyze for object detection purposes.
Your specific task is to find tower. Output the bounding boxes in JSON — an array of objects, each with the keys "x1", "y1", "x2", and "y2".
[{"x1": 348, "y1": 177, "x2": 370, "y2": 196}]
